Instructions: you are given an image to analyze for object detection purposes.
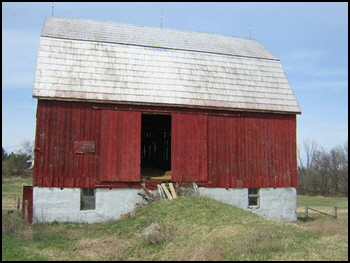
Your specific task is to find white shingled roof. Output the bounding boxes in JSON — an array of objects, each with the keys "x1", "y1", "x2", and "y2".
[{"x1": 33, "y1": 16, "x2": 301, "y2": 114}]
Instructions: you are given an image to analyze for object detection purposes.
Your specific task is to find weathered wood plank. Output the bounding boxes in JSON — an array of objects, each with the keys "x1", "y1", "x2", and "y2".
[
  {"x1": 169, "y1": 183, "x2": 177, "y2": 198},
  {"x1": 161, "y1": 183, "x2": 173, "y2": 200},
  {"x1": 157, "y1": 184, "x2": 165, "y2": 200},
  {"x1": 140, "y1": 183, "x2": 157, "y2": 201}
]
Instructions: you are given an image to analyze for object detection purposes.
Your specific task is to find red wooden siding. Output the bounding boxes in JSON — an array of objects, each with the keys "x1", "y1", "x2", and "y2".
[
  {"x1": 34, "y1": 101, "x2": 140, "y2": 188},
  {"x1": 172, "y1": 114, "x2": 208, "y2": 182},
  {"x1": 34, "y1": 101, "x2": 98, "y2": 188},
  {"x1": 33, "y1": 100, "x2": 297, "y2": 189},
  {"x1": 208, "y1": 114, "x2": 297, "y2": 188},
  {"x1": 99, "y1": 110, "x2": 140, "y2": 182},
  {"x1": 22, "y1": 186, "x2": 33, "y2": 223},
  {"x1": 208, "y1": 115, "x2": 238, "y2": 187}
]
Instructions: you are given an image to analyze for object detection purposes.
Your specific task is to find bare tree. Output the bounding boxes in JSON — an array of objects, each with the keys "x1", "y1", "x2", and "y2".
[
  {"x1": 298, "y1": 139, "x2": 348, "y2": 197},
  {"x1": 304, "y1": 139, "x2": 319, "y2": 169},
  {"x1": 21, "y1": 140, "x2": 34, "y2": 159},
  {"x1": 2, "y1": 140, "x2": 34, "y2": 176},
  {"x1": 7, "y1": 151, "x2": 31, "y2": 176},
  {"x1": 21, "y1": 140, "x2": 34, "y2": 168},
  {"x1": 298, "y1": 139, "x2": 320, "y2": 195}
]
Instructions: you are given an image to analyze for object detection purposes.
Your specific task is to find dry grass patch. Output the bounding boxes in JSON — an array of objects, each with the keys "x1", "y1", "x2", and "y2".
[
  {"x1": 76, "y1": 236, "x2": 134, "y2": 261},
  {"x1": 158, "y1": 225, "x2": 242, "y2": 261},
  {"x1": 164, "y1": 240, "x2": 222, "y2": 261},
  {"x1": 295, "y1": 208, "x2": 348, "y2": 237},
  {"x1": 23, "y1": 246, "x2": 73, "y2": 261}
]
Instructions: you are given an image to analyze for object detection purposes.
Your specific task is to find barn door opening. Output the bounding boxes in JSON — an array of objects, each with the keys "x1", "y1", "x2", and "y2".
[{"x1": 141, "y1": 114, "x2": 171, "y2": 180}]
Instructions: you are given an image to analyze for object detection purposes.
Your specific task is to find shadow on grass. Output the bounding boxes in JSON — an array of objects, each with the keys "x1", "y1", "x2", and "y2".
[{"x1": 297, "y1": 216, "x2": 316, "y2": 222}]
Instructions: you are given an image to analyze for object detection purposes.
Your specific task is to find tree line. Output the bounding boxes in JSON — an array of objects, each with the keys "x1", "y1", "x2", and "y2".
[
  {"x1": 2, "y1": 141, "x2": 34, "y2": 177},
  {"x1": 298, "y1": 140, "x2": 348, "y2": 197}
]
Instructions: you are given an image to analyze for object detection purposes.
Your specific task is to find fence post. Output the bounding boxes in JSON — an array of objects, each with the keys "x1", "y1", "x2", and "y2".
[
  {"x1": 305, "y1": 205, "x2": 308, "y2": 219},
  {"x1": 334, "y1": 206, "x2": 337, "y2": 219},
  {"x1": 24, "y1": 200, "x2": 29, "y2": 222},
  {"x1": 17, "y1": 198, "x2": 20, "y2": 211}
]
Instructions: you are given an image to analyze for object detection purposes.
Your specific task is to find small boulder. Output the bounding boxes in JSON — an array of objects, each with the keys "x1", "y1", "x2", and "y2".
[{"x1": 142, "y1": 223, "x2": 161, "y2": 244}]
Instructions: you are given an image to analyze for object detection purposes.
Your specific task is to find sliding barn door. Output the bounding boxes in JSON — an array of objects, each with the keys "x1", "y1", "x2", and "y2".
[
  {"x1": 172, "y1": 114, "x2": 208, "y2": 182},
  {"x1": 99, "y1": 110, "x2": 141, "y2": 182}
]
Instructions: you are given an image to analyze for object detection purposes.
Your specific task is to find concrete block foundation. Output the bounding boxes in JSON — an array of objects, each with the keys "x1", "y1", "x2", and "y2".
[
  {"x1": 199, "y1": 187, "x2": 297, "y2": 221},
  {"x1": 33, "y1": 186, "x2": 297, "y2": 223},
  {"x1": 33, "y1": 187, "x2": 142, "y2": 223}
]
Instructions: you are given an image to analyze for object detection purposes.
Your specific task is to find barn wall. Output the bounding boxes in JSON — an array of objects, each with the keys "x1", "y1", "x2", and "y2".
[
  {"x1": 33, "y1": 100, "x2": 297, "y2": 189},
  {"x1": 99, "y1": 110, "x2": 141, "y2": 182},
  {"x1": 33, "y1": 187, "x2": 142, "y2": 223},
  {"x1": 199, "y1": 187, "x2": 297, "y2": 221},
  {"x1": 172, "y1": 114, "x2": 208, "y2": 182},
  {"x1": 33, "y1": 100, "x2": 141, "y2": 188},
  {"x1": 32, "y1": 186, "x2": 297, "y2": 222},
  {"x1": 208, "y1": 114, "x2": 297, "y2": 188},
  {"x1": 34, "y1": 100, "x2": 99, "y2": 188}
]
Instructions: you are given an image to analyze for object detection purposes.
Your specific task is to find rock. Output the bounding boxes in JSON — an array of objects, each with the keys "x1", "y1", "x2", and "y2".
[
  {"x1": 142, "y1": 223, "x2": 162, "y2": 244},
  {"x1": 142, "y1": 223, "x2": 161, "y2": 237}
]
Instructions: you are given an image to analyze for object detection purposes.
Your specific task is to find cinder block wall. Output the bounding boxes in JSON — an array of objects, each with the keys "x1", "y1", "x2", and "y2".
[
  {"x1": 33, "y1": 187, "x2": 297, "y2": 223},
  {"x1": 199, "y1": 187, "x2": 297, "y2": 221},
  {"x1": 33, "y1": 187, "x2": 142, "y2": 223}
]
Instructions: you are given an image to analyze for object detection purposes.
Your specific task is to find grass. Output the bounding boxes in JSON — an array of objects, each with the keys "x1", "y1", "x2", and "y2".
[
  {"x1": 2, "y1": 176, "x2": 348, "y2": 261},
  {"x1": 2, "y1": 196, "x2": 348, "y2": 261},
  {"x1": 298, "y1": 195, "x2": 348, "y2": 208},
  {"x1": 295, "y1": 195, "x2": 348, "y2": 248},
  {"x1": 2, "y1": 175, "x2": 32, "y2": 210},
  {"x1": 2, "y1": 233, "x2": 48, "y2": 261},
  {"x1": 297, "y1": 195, "x2": 348, "y2": 221}
]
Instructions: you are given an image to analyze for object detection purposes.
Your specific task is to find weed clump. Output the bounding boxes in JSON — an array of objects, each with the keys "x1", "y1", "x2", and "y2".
[{"x1": 2, "y1": 212, "x2": 32, "y2": 240}]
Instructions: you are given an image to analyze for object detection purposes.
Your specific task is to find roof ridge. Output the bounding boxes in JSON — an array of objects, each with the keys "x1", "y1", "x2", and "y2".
[
  {"x1": 41, "y1": 16, "x2": 278, "y2": 60},
  {"x1": 44, "y1": 16, "x2": 254, "y2": 41}
]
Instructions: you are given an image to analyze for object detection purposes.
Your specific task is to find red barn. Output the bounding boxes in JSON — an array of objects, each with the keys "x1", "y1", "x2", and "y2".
[{"x1": 27, "y1": 17, "x2": 301, "y2": 223}]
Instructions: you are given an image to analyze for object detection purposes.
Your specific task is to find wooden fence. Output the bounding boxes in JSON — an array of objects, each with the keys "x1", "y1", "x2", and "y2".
[
  {"x1": 305, "y1": 205, "x2": 337, "y2": 219},
  {"x1": 2, "y1": 193, "x2": 22, "y2": 211}
]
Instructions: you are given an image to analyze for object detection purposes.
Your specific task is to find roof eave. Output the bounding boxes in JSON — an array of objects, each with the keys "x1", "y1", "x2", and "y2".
[{"x1": 33, "y1": 96, "x2": 302, "y2": 115}]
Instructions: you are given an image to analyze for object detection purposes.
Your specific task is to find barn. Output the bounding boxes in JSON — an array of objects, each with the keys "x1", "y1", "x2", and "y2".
[{"x1": 26, "y1": 16, "x2": 301, "y2": 223}]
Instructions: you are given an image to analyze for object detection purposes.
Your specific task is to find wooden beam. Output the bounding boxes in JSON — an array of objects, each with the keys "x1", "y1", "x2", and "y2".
[
  {"x1": 169, "y1": 183, "x2": 177, "y2": 198},
  {"x1": 193, "y1": 182, "x2": 199, "y2": 195},
  {"x1": 140, "y1": 183, "x2": 158, "y2": 201},
  {"x1": 161, "y1": 183, "x2": 173, "y2": 200},
  {"x1": 157, "y1": 184, "x2": 165, "y2": 200}
]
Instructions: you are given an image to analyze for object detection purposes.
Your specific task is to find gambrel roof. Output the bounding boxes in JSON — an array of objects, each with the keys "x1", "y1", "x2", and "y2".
[{"x1": 33, "y1": 16, "x2": 301, "y2": 114}]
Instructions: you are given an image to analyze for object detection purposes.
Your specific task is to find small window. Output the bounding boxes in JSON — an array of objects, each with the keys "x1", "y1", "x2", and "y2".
[
  {"x1": 248, "y1": 188, "x2": 260, "y2": 208},
  {"x1": 80, "y1": 188, "x2": 95, "y2": 210}
]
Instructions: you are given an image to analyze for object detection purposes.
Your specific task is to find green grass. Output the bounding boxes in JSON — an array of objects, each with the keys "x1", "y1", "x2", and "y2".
[
  {"x1": 2, "y1": 233, "x2": 48, "y2": 261},
  {"x1": 2, "y1": 175, "x2": 32, "y2": 210},
  {"x1": 2, "y1": 195, "x2": 348, "y2": 261},
  {"x1": 2, "y1": 176, "x2": 348, "y2": 261},
  {"x1": 298, "y1": 195, "x2": 348, "y2": 208},
  {"x1": 2, "y1": 175, "x2": 32, "y2": 193}
]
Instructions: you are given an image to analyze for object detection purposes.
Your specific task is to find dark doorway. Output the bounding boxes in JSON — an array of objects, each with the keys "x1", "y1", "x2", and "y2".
[{"x1": 141, "y1": 114, "x2": 171, "y2": 179}]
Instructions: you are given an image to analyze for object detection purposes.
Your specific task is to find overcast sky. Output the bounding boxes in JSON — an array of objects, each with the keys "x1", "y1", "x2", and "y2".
[{"x1": 2, "y1": 2, "x2": 348, "y2": 157}]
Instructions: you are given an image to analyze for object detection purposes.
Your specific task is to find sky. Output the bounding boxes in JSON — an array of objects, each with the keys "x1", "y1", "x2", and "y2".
[{"x1": 2, "y1": 2, "x2": 348, "y2": 158}]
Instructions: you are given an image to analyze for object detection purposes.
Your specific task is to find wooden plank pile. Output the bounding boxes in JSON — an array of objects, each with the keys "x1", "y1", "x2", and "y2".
[{"x1": 138, "y1": 182, "x2": 199, "y2": 204}]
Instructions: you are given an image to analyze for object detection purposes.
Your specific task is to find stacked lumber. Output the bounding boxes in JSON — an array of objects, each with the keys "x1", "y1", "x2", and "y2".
[{"x1": 138, "y1": 182, "x2": 199, "y2": 204}]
